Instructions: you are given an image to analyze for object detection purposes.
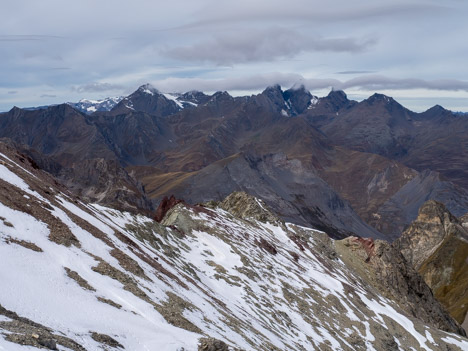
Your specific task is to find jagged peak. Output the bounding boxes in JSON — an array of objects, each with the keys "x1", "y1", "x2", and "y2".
[
  {"x1": 416, "y1": 200, "x2": 458, "y2": 225},
  {"x1": 262, "y1": 84, "x2": 283, "y2": 94},
  {"x1": 44, "y1": 103, "x2": 81, "y2": 115},
  {"x1": 288, "y1": 83, "x2": 308, "y2": 92},
  {"x1": 425, "y1": 104, "x2": 450, "y2": 114},
  {"x1": 327, "y1": 89, "x2": 347, "y2": 99},
  {"x1": 284, "y1": 85, "x2": 310, "y2": 96},
  {"x1": 212, "y1": 90, "x2": 231, "y2": 97},
  {"x1": 367, "y1": 92, "x2": 395, "y2": 103},
  {"x1": 136, "y1": 83, "x2": 160, "y2": 95},
  {"x1": 181, "y1": 90, "x2": 206, "y2": 98},
  {"x1": 209, "y1": 91, "x2": 232, "y2": 102},
  {"x1": 9, "y1": 106, "x2": 21, "y2": 113}
]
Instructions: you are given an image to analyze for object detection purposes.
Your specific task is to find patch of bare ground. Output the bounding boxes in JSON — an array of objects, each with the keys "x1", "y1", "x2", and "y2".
[
  {"x1": 155, "y1": 292, "x2": 202, "y2": 334},
  {"x1": 96, "y1": 296, "x2": 122, "y2": 309},
  {"x1": 91, "y1": 332, "x2": 124, "y2": 349},
  {"x1": 198, "y1": 337, "x2": 229, "y2": 351},
  {"x1": 64, "y1": 267, "x2": 96, "y2": 291},
  {"x1": 0, "y1": 178, "x2": 80, "y2": 248},
  {"x1": 90, "y1": 254, "x2": 151, "y2": 302},
  {"x1": 4, "y1": 236, "x2": 43, "y2": 252},
  {"x1": 90, "y1": 252, "x2": 203, "y2": 333},
  {"x1": 0, "y1": 304, "x2": 85, "y2": 351},
  {"x1": 110, "y1": 248, "x2": 149, "y2": 281}
]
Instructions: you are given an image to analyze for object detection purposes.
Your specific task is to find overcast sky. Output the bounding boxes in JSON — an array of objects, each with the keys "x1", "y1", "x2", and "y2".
[{"x1": 1, "y1": 0, "x2": 468, "y2": 111}]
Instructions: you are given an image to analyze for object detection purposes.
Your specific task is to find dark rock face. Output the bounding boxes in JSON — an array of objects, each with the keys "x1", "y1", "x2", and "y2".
[
  {"x1": 154, "y1": 195, "x2": 184, "y2": 222},
  {"x1": 320, "y1": 93, "x2": 415, "y2": 157},
  {"x1": 261, "y1": 84, "x2": 286, "y2": 112},
  {"x1": 308, "y1": 92, "x2": 468, "y2": 191},
  {"x1": 162, "y1": 152, "x2": 384, "y2": 239},
  {"x1": 59, "y1": 158, "x2": 154, "y2": 213},
  {"x1": 368, "y1": 170, "x2": 468, "y2": 239},
  {"x1": 283, "y1": 85, "x2": 312, "y2": 115}
]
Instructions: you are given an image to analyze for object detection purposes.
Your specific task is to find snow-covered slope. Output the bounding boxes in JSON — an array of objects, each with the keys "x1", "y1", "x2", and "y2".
[
  {"x1": 68, "y1": 97, "x2": 124, "y2": 114},
  {"x1": 108, "y1": 84, "x2": 208, "y2": 116},
  {"x1": 0, "y1": 144, "x2": 467, "y2": 350}
]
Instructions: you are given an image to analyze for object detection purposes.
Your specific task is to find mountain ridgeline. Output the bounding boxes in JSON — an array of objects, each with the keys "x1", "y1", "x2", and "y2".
[{"x1": 1, "y1": 83, "x2": 468, "y2": 241}]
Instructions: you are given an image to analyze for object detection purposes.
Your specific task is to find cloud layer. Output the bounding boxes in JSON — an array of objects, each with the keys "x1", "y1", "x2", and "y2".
[
  {"x1": 146, "y1": 74, "x2": 468, "y2": 94},
  {"x1": 164, "y1": 27, "x2": 375, "y2": 65},
  {"x1": 1, "y1": 0, "x2": 467, "y2": 111}
]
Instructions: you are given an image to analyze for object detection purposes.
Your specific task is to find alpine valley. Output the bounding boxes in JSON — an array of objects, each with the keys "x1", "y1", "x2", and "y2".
[{"x1": 1, "y1": 84, "x2": 468, "y2": 350}]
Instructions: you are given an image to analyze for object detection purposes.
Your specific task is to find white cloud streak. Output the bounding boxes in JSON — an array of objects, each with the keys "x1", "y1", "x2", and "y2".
[{"x1": 146, "y1": 74, "x2": 468, "y2": 94}]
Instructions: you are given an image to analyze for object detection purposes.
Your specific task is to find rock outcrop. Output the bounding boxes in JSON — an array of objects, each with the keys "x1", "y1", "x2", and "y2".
[
  {"x1": 219, "y1": 191, "x2": 283, "y2": 225},
  {"x1": 394, "y1": 200, "x2": 462, "y2": 269},
  {"x1": 394, "y1": 200, "x2": 468, "y2": 329},
  {"x1": 336, "y1": 237, "x2": 465, "y2": 336}
]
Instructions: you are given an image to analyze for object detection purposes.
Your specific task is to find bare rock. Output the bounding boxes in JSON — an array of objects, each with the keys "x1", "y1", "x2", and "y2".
[
  {"x1": 154, "y1": 195, "x2": 184, "y2": 222},
  {"x1": 198, "y1": 337, "x2": 229, "y2": 351},
  {"x1": 219, "y1": 191, "x2": 283, "y2": 225},
  {"x1": 394, "y1": 200, "x2": 468, "y2": 327},
  {"x1": 394, "y1": 200, "x2": 464, "y2": 269},
  {"x1": 337, "y1": 236, "x2": 466, "y2": 336}
]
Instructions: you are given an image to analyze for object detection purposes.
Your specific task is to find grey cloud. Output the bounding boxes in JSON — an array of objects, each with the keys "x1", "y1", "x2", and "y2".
[
  {"x1": 72, "y1": 82, "x2": 124, "y2": 93},
  {"x1": 336, "y1": 70, "x2": 376, "y2": 75},
  {"x1": 178, "y1": 1, "x2": 450, "y2": 31},
  {"x1": 8, "y1": 91, "x2": 17, "y2": 95},
  {"x1": 149, "y1": 74, "x2": 468, "y2": 94},
  {"x1": 150, "y1": 72, "x2": 304, "y2": 93},
  {"x1": 0, "y1": 35, "x2": 65, "y2": 42},
  {"x1": 0, "y1": 0, "x2": 466, "y2": 113},
  {"x1": 329, "y1": 76, "x2": 468, "y2": 92},
  {"x1": 163, "y1": 27, "x2": 375, "y2": 65},
  {"x1": 40, "y1": 94, "x2": 56, "y2": 98}
]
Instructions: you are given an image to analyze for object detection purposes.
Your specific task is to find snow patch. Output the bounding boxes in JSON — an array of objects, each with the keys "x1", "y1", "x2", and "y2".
[{"x1": 163, "y1": 93, "x2": 184, "y2": 109}]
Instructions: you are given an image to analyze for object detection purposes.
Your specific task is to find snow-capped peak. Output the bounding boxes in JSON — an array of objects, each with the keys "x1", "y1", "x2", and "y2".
[
  {"x1": 68, "y1": 96, "x2": 124, "y2": 114},
  {"x1": 137, "y1": 83, "x2": 159, "y2": 96}
]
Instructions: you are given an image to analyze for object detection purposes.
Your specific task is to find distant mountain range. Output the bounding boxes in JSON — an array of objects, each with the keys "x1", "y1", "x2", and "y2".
[
  {"x1": 1, "y1": 83, "x2": 468, "y2": 241},
  {"x1": 67, "y1": 96, "x2": 124, "y2": 114},
  {"x1": 1, "y1": 83, "x2": 468, "y2": 346}
]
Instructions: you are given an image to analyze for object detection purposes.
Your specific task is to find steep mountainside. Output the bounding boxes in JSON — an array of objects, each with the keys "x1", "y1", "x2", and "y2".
[
  {"x1": 0, "y1": 145, "x2": 467, "y2": 350},
  {"x1": 143, "y1": 151, "x2": 383, "y2": 239},
  {"x1": 308, "y1": 94, "x2": 468, "y2": 191},
  {"x1": 394, "y1": 201, "x2": 468, "y2": 331},
  {"x1": 1, "y1": 85, "x2": 468, "y2": 241}
]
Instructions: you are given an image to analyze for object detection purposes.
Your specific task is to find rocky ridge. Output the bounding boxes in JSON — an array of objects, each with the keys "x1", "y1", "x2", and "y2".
[{"x1": 0, "y1": 146, "x2": 467, "y2": 349}]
